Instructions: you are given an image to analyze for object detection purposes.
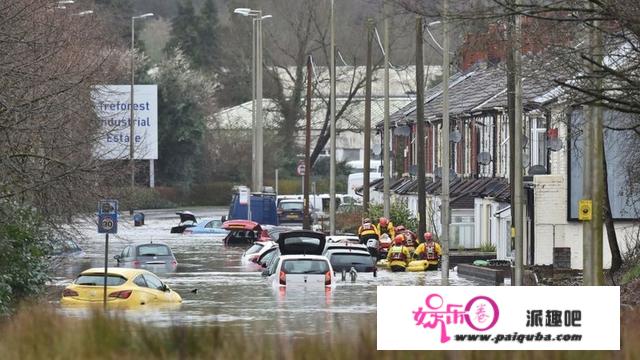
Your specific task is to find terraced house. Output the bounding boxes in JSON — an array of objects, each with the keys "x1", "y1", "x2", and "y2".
[{"x1": 370, "y1": 58, "x2": 639, "y2": 270}]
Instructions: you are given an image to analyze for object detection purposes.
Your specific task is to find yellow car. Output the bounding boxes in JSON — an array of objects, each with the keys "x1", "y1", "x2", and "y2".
[{"x1": 61, "y1": 267, "x2": 182, "y2": 307}]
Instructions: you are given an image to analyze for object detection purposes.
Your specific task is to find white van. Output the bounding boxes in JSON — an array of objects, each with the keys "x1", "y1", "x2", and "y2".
[{"x1": 347, "y1": 172, "x2": 383, "y2": 198}]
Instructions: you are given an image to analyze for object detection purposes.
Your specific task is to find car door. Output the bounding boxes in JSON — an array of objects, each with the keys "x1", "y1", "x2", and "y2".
[
  {"x1": 143, "y1": 273, "x2": 172, "y2": 303},
  {"x1": 131, "y1": 274, "x2": 156, "y2": 305},
  {"x1": 203, "y1": 220, "x2": 215, "y2": 233},
  {"x1": 119, "y1": 246, "x2": 131, "y2": 267}
]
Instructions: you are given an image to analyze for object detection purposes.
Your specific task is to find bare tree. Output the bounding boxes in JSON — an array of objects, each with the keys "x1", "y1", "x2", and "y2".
[{"x1": 0, "y1": 0, "x2": 125, "y2": 220}]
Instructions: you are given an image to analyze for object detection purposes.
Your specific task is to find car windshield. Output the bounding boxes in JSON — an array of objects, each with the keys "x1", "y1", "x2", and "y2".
[
  {"x1": 280, "y1": 202, "x2": 303, "y2": 211},
  {"x1": 281, "y1": 259, "x2": 330, "y2": 274},
  {"x1": 329, "y1": 254, "x2": 374, "y2": 267},
  {"x1": 137, "y1": 245, "x2": 171, "y2": 256},
  {"x1": 75, "y1": 274, "x2": 127, "y2": 286},
  {"x1": 245, "y1": 243, "x2": 264, "y2": 255}
]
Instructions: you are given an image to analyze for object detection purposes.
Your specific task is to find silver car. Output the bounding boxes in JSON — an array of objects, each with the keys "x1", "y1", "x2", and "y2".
[{"x1": 114, "y1": 242, "x2": 178, "y2": 272}]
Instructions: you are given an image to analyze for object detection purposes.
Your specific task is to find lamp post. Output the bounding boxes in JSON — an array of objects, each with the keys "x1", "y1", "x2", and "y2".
[
  {"x1": 130, "y1": 13, "x2": 154, "y2": 188},
  {"x1": 329, "y1": 0, "x2": 336, "y2": 235},
  {"x1": 234, "y1": 8, "x2": 271, "y2": 193}
]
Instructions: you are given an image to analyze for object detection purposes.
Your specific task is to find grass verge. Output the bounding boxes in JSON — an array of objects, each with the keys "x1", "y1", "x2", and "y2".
[{"x1": 0, "y1": 304, "x2": 636, "y2": 359}]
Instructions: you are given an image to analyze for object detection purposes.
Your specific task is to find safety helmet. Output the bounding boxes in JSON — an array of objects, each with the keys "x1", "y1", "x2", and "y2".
[
  {"x1": 379, "y1": 217, "x2": 388, "y2": 226},
  {"x1": 424, "y1": 232, "x2": 433, "y2": 241},
  {"x1": 394, "y1": 235, "x2": 404, "y2": 245},
  {"x1": 395, "y1": 225, "x2": 405, "y2": 232}
]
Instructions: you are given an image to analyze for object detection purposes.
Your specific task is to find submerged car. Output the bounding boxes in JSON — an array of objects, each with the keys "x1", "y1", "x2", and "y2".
[
  {"x1": 264, "y1": 230, "x2": 335, "y2": 289},
  {"x1": 241, "y1": 240, "x2": 277, "y2": 265},
  {"x1": 182, "y1": 218, "x2": 228, "y2": 235},
  {"x1": 48, "y1": 238, "x2": 85, "y2": 258},
  {"x1": 325, "y1": 249, "x2": 377, "y2": 273},
  {"x1": 60, "y1": 268, "x2": 182, "y2": 307},
  {"x1": 222, "y1": 220, "x2": 270, "y2": 246},
  {"x1": 322, "y1": 241, "x2": 368, "y2": 256},
  {"x1": 114, "y1": 242, "x2": 178, "y2": 272},
  {"x1": 170, "y1": 211, "x2": 197, "y2": 233}
]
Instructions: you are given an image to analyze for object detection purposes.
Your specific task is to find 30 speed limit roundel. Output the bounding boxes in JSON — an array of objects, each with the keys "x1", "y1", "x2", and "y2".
[{"x1": 101, "y1": 217, "x2": 114, "y2": 230}]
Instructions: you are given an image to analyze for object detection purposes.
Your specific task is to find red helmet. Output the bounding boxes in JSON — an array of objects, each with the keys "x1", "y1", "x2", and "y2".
[
  {"x1": 424, "y1": 232, "x2": 433, "y2": 241},
  {"x1": 379, "y1": 217, "x2": 388, "y2": 226},
  {"x1": 395, "y1": 225, "x2": 405, "y2": 232},
  {"x1": 394, "y1": 235, "x2": 404, "y2": 245}
]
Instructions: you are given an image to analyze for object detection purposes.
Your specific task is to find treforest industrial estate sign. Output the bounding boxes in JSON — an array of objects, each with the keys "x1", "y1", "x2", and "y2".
[{"x1": 91, "y1": 85, "x2": 158, "y2": 160}]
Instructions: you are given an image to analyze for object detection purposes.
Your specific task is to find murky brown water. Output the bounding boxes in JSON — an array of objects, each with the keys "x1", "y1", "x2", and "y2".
[{"x1": 50, "y1": 207, "x2": 479, "y2": 335}]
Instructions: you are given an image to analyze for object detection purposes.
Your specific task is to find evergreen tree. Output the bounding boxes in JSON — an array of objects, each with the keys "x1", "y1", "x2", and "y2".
[
  {"x1": 166, "y1": 0, "x2": 219, "y2": 72},
  {"x1": 196, "y1": 0, "x2": 219, "y2": 70}
]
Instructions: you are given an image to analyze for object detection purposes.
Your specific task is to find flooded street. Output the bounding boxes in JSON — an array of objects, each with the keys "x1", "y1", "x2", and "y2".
[{"x1": 50, "y1": 207, "x2": 479, "y2": 336}]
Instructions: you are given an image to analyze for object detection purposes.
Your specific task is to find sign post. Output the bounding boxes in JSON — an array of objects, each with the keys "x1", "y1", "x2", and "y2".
[{"x1": 98, "y1": 199, "x2": 118, "y2": 309}]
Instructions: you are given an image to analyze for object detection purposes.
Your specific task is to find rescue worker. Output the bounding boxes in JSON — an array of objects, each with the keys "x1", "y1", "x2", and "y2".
[
  {"x1": 395, "y1": 225, "x2": 418, "y2": 251},
  {"x1": 386, "y1": 235, "x2": 411, "y2": 272},
  {"x1": 357, "y1": 218, "x2": 379, "y2": 245},
  {"x1": 413, "y1": 232, "x2": 442, "y2": 264},
  {"x1": 375, "y1": 217, "x2": 395, "y2": 240}
]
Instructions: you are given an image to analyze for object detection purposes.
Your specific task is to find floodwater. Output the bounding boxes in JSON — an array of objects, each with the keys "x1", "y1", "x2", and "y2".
[{"x1": 50, "y1": 207, "x2": 479, "y2": 336}]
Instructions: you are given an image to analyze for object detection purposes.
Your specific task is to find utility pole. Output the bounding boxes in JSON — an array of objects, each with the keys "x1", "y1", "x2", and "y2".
[
  {"x1": 582, "y1": 104, "x2": 593, "y2": 285},
  {"x1": 251, "y1": 18, "x2": 257, "y2": 192},
  {"x1": 130, "y1": 17, "x2": 136, "y2": 188},
  {"x1": 329, "y1": 0, "x2": 336, "y2": 235},
  {"x1": 256, "y1": 13, "x2": 264, "y2": 192},
  {"x1": 383, "y1": 0, "x2": 391, "y2": 218},
  {"x1": 416, "y1": 16, "x2": 426, "y2": 238},
  {"x1": 591, "y1": 14, "x2": 604, "y2": 285},
  {"x1": 304, "y1": 55, "x2": 312, "y2": 230},
  {"x1": 513, "y1": 0, "x2": 524, "y2": 286},
  {"x1": 506, "y1": 0, "x2": 516, "y2": 270},
  {"x1": 363, "y1": 18, "x2": 374, "y2": 215},
  {"x1": 440, "y1": 0, "x2": 451, "y2": 285}
]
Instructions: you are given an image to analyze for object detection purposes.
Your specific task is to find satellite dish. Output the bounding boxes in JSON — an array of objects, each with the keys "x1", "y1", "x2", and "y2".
[
  {"x1": 547, "y1": 138, "x2": 563, "y2": 152},
  {"x1": 478, "y1": 152, "x2": 492, "y2": 165},
  {"x1": 372, "y1": 144, "x2": 382, "y2": 156},
  {"x1": 528, "y1": 165, "x2": 547, "y2": 175},
  {"x1": 450, "y1": 129, "x2": 462, "y2": 144}
]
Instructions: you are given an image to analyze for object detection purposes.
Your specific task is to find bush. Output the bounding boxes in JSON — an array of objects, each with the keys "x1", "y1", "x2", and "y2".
[
  {"x1": 621, "y1": 262, "x2": 640, "y2": 285},
  {"x1": 335, "y1": 208, "x2": 365, "y2": 234},
  {"x1": 0, "y1": 203, "x2": 48, "y2": 314},
  {"x1": 367, "y1": 200, "x2": 417, "y2": 232}
]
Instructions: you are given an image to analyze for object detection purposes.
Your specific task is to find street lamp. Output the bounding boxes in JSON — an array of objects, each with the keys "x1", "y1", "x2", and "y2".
[
  {"x1": 130, "y1": 13, "x2": 154, "y2": 188},
  {"x1": 233, "y1": 8, "x2": 271, "y2": 193}
]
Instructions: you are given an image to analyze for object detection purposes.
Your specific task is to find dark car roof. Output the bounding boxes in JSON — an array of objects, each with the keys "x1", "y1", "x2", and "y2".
[{"x1": 277, "y1": 230, "x2": 326, "y2": 255}]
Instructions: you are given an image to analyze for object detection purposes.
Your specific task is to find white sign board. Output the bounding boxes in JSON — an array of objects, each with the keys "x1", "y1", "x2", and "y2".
[
  {"x1": 238, "y1": 187, "x2": 250, "y2": 205},
  {"x1": 92, "y1": 85, "x2": 158, "y2": 160}
]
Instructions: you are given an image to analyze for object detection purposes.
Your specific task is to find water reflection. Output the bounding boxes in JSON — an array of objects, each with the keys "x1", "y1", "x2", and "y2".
[{"x1": 49, "y1": 207, "x2": 479, "y2": 334}]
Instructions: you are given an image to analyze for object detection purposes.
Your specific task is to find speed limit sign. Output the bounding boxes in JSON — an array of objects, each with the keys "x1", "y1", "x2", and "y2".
[{"x1": 98, "y1": 213, "x2": 118, "y2": 234}]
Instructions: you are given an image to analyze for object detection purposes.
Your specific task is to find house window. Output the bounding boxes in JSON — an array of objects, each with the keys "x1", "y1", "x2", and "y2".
[
  {"x1": 530, "y1": 117, "x2": 547, "y2": 168},
  {"x1": 450, "y1": 212, "x2": 474, "y2": 249}
]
